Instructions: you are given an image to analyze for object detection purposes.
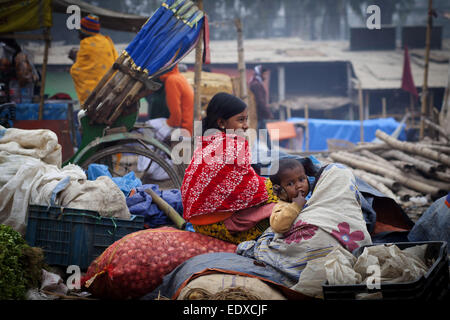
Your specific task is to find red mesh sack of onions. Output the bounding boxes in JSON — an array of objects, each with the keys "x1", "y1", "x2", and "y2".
[{"x1": 81, "y1": 227, "x2": 237, "y2": 299}]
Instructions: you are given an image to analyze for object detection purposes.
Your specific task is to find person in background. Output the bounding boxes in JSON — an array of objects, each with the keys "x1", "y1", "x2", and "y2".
[
  {"x1": 158, "y1": 64, "x2": 194, "y2": 136},
  {"x1": 249, "y1": 65, "x2": 273, "y2": 130},
  {"x1": 69, "y1": 14, "x2": 118, "y2": 106}
]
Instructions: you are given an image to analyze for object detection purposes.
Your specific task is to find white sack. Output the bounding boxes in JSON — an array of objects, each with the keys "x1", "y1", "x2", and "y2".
[
  {"x1": 293, "y1": 244, "x2": 429, "y2": 299},
  {"x1": 293, "y1": 246, "x2": 361, "y2": 298},
  {"x1": 0, "y1": 153, "x2": 130, "y2": 235},
  {"x1": 0, "y1": 125, "x2": 62, "y2": 167}
]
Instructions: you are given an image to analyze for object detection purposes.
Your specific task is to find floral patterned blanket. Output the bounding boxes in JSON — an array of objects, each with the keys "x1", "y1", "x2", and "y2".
[{"x1": 237, "y1": 163, "x2": 372, "y2": 285}]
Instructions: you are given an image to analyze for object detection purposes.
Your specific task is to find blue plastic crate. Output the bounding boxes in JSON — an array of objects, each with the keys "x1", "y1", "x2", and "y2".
[{"x1": 25, "y1": 205, "x2": 145, "y2": 270}]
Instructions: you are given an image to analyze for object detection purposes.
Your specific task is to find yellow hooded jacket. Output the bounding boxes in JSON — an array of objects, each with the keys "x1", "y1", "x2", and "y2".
[{"x1": 70, "y1": 34, "x2": 118, "y2": 106}]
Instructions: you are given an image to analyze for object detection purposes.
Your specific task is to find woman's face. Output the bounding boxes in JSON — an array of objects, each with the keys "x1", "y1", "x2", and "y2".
[
  {"x1": 218, "y1": 108, "x2": 249, "y2": 132},
  {"x1": 279, "y1": 165, "x2": 309, "y2": 201}
]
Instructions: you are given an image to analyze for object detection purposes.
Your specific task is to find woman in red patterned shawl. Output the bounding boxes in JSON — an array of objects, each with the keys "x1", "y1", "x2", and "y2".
[{"x1": 181, "y1": 92, "x2": 278, "y2": 244}]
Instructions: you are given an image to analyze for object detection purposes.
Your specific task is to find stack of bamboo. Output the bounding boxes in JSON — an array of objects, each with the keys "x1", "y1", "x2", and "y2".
[{"x1": 323, "y1": 129, "x2": 449, "y2": 222}]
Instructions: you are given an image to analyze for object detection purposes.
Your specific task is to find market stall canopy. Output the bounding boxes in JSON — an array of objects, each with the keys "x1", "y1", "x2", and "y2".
[
  {"x1": 0, "y1": 0, "x2": 52, "y2": 33},
  {"x1": 52, "y1": 0, "x2": 148, "y2": 33}
]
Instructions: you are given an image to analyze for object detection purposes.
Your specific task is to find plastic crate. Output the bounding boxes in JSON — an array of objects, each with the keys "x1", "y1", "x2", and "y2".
[
  {"x1": 322, "y1": 241, "x2": 449, "y2": 301},
  {"x1": 25, "y1": 205, "x2": 145, "y2": 270}
]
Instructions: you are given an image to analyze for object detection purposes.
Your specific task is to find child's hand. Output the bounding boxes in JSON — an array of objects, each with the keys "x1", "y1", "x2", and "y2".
[{"x1": 292, "y1": 193, "x2": 306, "y2": 208}]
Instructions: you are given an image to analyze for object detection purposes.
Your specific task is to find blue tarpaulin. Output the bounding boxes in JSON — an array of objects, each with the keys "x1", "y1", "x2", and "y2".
[
  {"x1": 288, "y1": 117, "x2": 406, "y2": 151},
  {"x1": 87, "y1": 163, "x2": 142, "y2": 197},
  {"x1": 86, "y1": 164, "x2": 185, "y2": 228}
]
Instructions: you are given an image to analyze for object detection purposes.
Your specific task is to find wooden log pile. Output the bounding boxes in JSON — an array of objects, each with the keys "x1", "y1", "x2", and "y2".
[{"x1": 322, "y1": 129, "x2": 450, "y2": 222}]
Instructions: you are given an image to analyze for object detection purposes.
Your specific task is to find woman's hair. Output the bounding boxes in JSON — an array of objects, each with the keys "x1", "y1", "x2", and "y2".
[{"x1": 202, "y1": 92, "x2": 247, "y2": 134}]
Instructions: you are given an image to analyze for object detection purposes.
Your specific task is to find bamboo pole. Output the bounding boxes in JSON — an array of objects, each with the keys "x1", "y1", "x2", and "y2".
[
  {"x1": 330, "y1": 151, "x2": 442, "y2": 196},
  {"x1": 305, "y1": 104, "x2": 309, "y2": 152},
  {"x1": 342, "y1": 151, "x2": 394, "y2": 172},
  {"x1": 391, "y1": 160, "x2": 415, "y2": 172},
  {"x1": 406, "y1": 171, "x2": 450, "y2": 190},
  {"x1": 415, "y1": 155, "x2": 446, "y2": 172},
  {"x1": 352, "y1": 169, "x2": 399, "y2": 202},
  {"x1": 353, "y1": 142, "x2": 389, "y2": 152},
  {"x1": 145, "y1": 189, "x2": 186, "y2": 230},
  {"x1": 355, "y1": 170, "x2": 401, "y2": 192},
  {"x1": 38, "y1": 27, "x2": 50, "y2": 120},
  {"x1": 382, "y1": 149, "x2": 442, "y2": 174},
  {"x1": 415, "y1": 143, "x2": 450, "y2": 154},
  {"x1": 193, "y1": 0, "x2": 204, "y2": 145},
  {"x1": 364, "y1": 91, "x2": 369, "y2": 120},
  {"x1": 359, "y1": 149, "x2": 397, "y2": 171},
  {"x1": 423, "y1": 118, "x2": 449, "y2": 142},
  {"x1": 434, "y1": 170, "x2": 450, "y2": 182},
  {"x1": 397, "y1": 187, "x2": 422, "y2": 201},
  {"x1": 382, "y1": 97, "x2": 387, "y2": 118},
  {"x1": 376, "y1": 129, "x2": 450, "y2": 166},
  {"x1": 419, "y1": 0, "x2": 433, "y2": 139},
  {"x1": 358, "y1": 81, "x2": 364, "y2": 142},
  {"x1": 235, "y1": 18, "x2": 248, "y2": 105}
]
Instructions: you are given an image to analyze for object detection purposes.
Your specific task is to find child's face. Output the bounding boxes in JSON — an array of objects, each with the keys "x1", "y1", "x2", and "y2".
[{"x1": 279, "y1": 165, "x2": 309, "y2": 201}]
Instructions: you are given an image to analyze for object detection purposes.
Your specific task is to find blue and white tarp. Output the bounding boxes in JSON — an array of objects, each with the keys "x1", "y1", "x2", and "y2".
[{"x1": 288, "y1": 117, "x2": 406, "y2": 151}]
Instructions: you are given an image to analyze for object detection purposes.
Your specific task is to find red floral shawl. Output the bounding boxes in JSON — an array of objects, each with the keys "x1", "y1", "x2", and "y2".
[{"x1": 181, "y1": 132, "x2": 268, "y2": 221}]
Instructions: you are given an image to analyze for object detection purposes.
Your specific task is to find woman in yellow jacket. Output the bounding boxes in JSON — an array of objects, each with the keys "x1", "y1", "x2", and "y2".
[{"x1": 69, "y1": 14, "x2": 118, "y2": 106}]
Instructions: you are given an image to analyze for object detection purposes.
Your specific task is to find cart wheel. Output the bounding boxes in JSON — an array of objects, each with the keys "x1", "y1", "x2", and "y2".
[{"x1": 81, "y1": 145, "x2": 183, "y2": 189}]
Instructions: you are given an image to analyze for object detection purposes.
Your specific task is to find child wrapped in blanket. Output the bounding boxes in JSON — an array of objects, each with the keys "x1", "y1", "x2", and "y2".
[{"x1": 237, "y1": 159, "x2": 372, "y2": 286}]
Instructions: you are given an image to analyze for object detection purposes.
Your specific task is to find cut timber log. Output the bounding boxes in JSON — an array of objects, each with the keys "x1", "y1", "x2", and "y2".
[
  {"x1": 330, "y1": 151, "x2": 444, "y2": 197},
  {"x1": 423, "y1": 118, "x2": 449, "y2": 142},
  {"x1": 352, "y1": 169, "x2": 399, "y2": 202},
  {"x1": 397, "y1": 187, "x2": 423, "y2": 201},
  {"x1": 382, "y1": 150, "x2": 442, "y2": 174},
  {"x1": 376, "y1": 130, "x2": 450, "y2": 166},
  {"x1": 354, "y1": 169, "x2": 401, "y2": 191},
  {"x1": 390, "y1": 160, "x2": 415, "y2": 172},
  {"x1": 353, "y1": 142, "x2": 388, "y2": 152},
  {"x1": 415, "y1": 155, "x2": 446, "y2": 172},
  {"x1": 359, "y1": 150, "x2": 397, "y2": 171},
  {"x1": 406, "y1": 172, "x2": 450, "y2": 190},
  {"x1": 434, "y1": 170, "x2": 450, "y2": 182},
  {"x1": 340, "y1": 152, "x2": 385, "y2": 169},
  {"x1": 416, "y1": 144, "x2": 450, "y2": 154}
]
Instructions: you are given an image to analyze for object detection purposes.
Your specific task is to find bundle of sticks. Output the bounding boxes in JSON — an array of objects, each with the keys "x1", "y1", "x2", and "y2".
[
  {"x1": 83, "y1": 53, "x2": 161, "y2": 126},
  {"x1": 321, "y1": 129, "x2": 450, "y2": 221}
]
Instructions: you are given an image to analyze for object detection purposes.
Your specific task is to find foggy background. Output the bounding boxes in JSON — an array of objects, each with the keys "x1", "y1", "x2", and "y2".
[{"x1": 48, "y1": 0, "x2": 450, "y2": 45}]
